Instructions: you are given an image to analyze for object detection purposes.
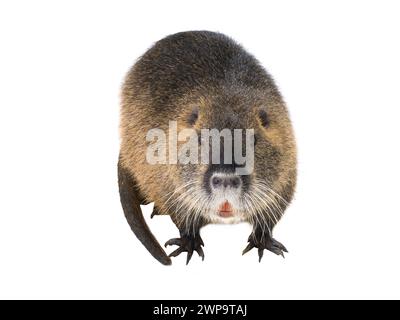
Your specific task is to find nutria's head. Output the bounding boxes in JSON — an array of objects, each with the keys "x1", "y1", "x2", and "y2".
[{"x1": 152, "y1": 85, "x2": 296, "y2": 232}]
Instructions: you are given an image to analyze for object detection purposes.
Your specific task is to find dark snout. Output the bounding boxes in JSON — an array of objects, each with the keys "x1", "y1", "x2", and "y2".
[
  {"x1": 211, "y1": 175, "x2": 241, "y2": 189},
  {"x1": 203, "y1": 163, "x2": 250, "y2": 194}
]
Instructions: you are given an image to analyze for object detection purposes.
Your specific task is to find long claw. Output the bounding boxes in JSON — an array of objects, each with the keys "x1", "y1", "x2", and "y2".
[
  {"x1": 273, "y1": 239, "x2": 288, "y2": 253},
  {"x1": 186, "y1": 251, "x2": 194, "y2": 265},
  {"x1": 165, "y1": 234, "x2": 205, "y2": 264},
  {"x1": 195, "y1": 246, "x2": 205, "y2": 260},
  {"x1": 242, "y1": 242, "x2": 255, "y2": 255},
  {"x1": 165, "y1": 238, "x2": 181, "y2": 247},
  {"x1": 258, "y1": 248, "x2": 264, "y2": 262},
  {"x1": 169, "y1": 247, "x2": 184, "y2": 257},
  {"x1": 243, "y1": 234, "x2": 288, "y2": 261},
  {"x1": 269, "y1": 244, "x2": 286, "y2": 257},
  {"x1": 150, "y1": 208, "x2": 159, "y2": 219}
]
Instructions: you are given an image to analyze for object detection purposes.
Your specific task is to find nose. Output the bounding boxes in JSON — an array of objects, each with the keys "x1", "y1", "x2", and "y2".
[{"x1": 211, "y1": 174, "x2": 242, "y2": 189}]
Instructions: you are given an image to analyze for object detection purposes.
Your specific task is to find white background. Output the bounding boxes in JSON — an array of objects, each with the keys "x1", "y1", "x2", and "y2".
[{"x1": 0, "y1": 0, "x2": 399, "y2": 300}]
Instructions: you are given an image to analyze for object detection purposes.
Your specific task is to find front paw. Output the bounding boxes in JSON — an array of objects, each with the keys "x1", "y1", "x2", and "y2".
[
  {"x1": 165, "y1": 233, "x2": 205, "y2": 265},
  {"x1": 242, "y1": 233, "x2": 288, "y2": 262}
]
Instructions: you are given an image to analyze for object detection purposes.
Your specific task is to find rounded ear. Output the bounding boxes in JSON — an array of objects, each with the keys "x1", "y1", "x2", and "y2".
[
  {"x1": 258, "y1": 109, "x2": 269, "y2": 128},
  {"x1": 187, "y1": 106, "x2": 199, "y2": 126}
]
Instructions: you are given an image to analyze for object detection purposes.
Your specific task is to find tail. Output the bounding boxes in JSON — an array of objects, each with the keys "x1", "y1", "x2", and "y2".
[{"x1": 118, "y1": 160, "x2": 171, "y2": 265}]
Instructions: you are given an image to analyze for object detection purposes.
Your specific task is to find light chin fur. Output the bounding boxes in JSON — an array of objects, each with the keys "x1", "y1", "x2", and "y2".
[
  {"x1": 172, "y1": 182, "x2": 250, "y2": 229},
  {"x1": 205, "y1": 189, "x2": 247, "y2": 224},
  {"x1": 209, "y1": 214, "x2": 246, "y2": 224}
]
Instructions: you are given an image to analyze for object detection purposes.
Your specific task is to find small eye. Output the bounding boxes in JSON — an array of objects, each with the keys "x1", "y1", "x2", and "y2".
[
  {"x1": 187, "y1": 107, "x2": 199, "y2": 126},
  {"x1": 258, "y1": 109, "x2": 269, "y2": 128}
]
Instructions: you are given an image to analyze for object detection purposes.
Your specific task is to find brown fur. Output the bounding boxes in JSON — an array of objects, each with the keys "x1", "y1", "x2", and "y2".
[{"x1": 119, "y1": 31, "x2": 297, "y2": 264}]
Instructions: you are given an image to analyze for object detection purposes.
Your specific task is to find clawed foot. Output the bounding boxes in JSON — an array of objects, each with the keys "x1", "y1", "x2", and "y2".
[
  {"x1": 165, "y1": 233, "x2": 205, "y2": 265},
  {"x1": 242, "y1": 234, "x2": 288, "y2": 262}
]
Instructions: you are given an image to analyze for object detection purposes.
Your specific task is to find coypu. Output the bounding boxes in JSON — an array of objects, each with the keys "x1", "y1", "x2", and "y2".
[{"x1": 119, "y1": 31, "x2": 296, "y2": 265}]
